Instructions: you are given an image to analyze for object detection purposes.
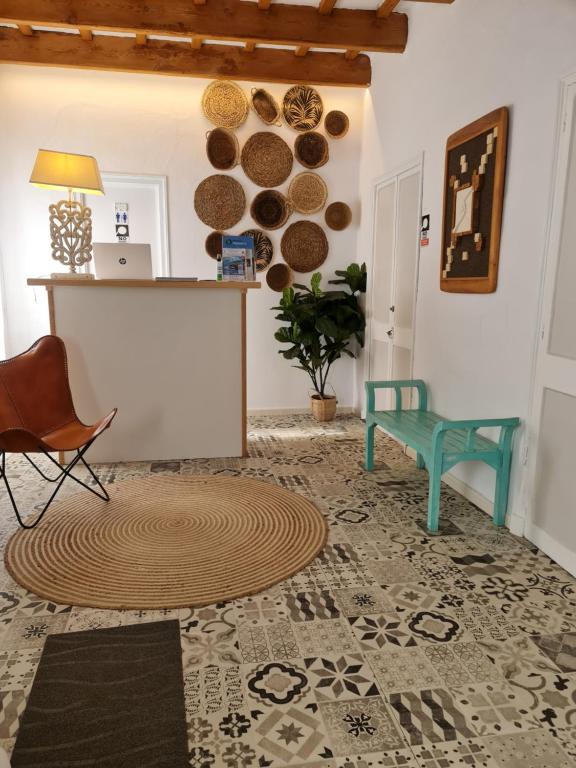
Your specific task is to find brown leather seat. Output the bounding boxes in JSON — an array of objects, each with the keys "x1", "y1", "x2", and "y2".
[{"x1": 0, "y1": 335, "x2": 117, "y2": 528}]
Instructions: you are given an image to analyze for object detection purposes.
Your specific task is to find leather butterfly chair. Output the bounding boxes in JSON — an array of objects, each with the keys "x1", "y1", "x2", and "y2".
[{"x1": 0, "y1": 335, "x2": 117, "y2": 529}]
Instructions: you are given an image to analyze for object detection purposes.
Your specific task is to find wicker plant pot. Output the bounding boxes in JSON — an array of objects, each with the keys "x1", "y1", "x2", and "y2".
[{"x1": 310, "y1": 393, "x2": 337, "y2": 422}]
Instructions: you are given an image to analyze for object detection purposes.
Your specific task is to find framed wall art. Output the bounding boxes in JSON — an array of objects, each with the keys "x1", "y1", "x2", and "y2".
[{"x1": 440, "y1": 107, "x2": 509, "y2": 293}]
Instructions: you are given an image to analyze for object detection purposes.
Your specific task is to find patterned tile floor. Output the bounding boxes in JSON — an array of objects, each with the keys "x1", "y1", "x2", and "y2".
[{"x1": 1, "y1": 414, "x2": 576, "y2": 767}]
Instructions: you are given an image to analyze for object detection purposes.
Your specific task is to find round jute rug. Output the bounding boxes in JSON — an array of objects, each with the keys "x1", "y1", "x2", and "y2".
[{"x1": 4, "y1": 476, "x2": 328, "y2": 610}]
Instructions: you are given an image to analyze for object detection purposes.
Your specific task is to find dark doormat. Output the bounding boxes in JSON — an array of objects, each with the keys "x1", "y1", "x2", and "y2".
[{"x1": 11, "y1": 619, "x2": 189, "y2": 768}]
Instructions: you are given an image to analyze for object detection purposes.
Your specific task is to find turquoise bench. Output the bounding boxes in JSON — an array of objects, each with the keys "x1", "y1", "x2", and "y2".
[{"x1": 364, "y1": 379, "x2": 520, "y2": 533}]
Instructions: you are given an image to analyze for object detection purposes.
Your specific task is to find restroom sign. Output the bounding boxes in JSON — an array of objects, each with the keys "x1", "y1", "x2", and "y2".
[{"x1": 115, "y1": 202, "x2": 130, "y2": 242}]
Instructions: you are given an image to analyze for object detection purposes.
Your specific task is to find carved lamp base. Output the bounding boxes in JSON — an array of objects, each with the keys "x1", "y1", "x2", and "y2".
[{"x1": 49, "y1": 198, "x2": 95, "y2": 275}]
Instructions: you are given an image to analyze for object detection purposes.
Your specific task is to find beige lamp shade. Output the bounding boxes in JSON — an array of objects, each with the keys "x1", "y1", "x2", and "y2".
[{"x1": 29, "y1": 149, "x2": 104, "y2": 195}]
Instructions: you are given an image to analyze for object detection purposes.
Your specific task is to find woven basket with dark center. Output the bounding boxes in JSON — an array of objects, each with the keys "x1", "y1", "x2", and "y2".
[
  {"x1": 206, "y1": 128, "x2": 239, "y2": 170},
  {"x1": 251, "y1": 88, "x2": 282, "y2": 126},
  {"x1": 241, "y1": 229, "x2": 274, "y2": 271},
  {"x1": 266, "y1": 263, "x2": 293, "y2": 292},
  {"x1": 241, "y1": 132, "x2": 293, "y2": 188},
  {"x1": 325, "y1": 201, "x2": 352, "y2": 231},
  {"x1": 281, "y1": 221, "x2": 329, "y2": 272},
  {"x1": 288, "y1": 172, "x2": 328, "y2": 215},
  {"x1": 194, "y1": 175, "x2": 246, "y2": 230},
  {"x1": 251, "y1": 190, "x2": 291, "y2": 230},
  {"x1": 205, "y1": 231, "x2": 224, "y2": 259},
  {"x1": 325, "y1": 110, "x2": 349, "y2": 139},
  {"x1": 283, "y1": 85, "x2": 324, "y2": 132},
  {"x1": 202, "y1": 80, "x2": 249, "y2": 129},
  {"x1": 294, "y1": 131, "x2": 329, "y2": 169}
]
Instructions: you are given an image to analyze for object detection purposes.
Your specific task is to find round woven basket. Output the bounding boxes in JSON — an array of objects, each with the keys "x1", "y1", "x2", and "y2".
[
  {"x1": 206, "y1": 128, "x2": 239, "y2": 170},
  {"x1": 202, "y1": 80, "x2": 249, "y2": 129},
  {"x1": 205, "y1": 231, "x2": 224, "y2": 259},
  {"x1": 294, "y1": 131, "x2": 329, "y2": 169},
  {"x1": 266, "y1": 262, "x2": 293, "y2": 292},
  {"x1": 194, "y1": 175, "x2": 246, "y2": 230},
  {"x1": 251, "y1": 190, "x2": 291, "y2": 230},
  {"x1": 283, "y1": 85, "x2": 324, "y2": 131},
  {"x1": 241, "y1": 132, "x2": 293, "y2": 188},
  {"x1": 281, "y1": 221, "x2": 329, "y2": 272},
  {"x1": 325, "y1": 110, "x2": 349, "y2": 139},
  {"x1": 325, "y1": 201, "x2": 352, "y2": 231},
  {"x1": 241, "y1": 228, "x2": 274, "y2": 271},
  {"x1": 251, "y1": 88, "x2": 282, "y2": 126},
  {"x1": 288, "y1": 172, "x2": 328, "y2": 215}
]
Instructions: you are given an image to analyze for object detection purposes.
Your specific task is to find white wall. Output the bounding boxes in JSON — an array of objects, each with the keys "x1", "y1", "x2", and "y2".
[
  {"x1": 357, "y1": 0, "x2": 576, "y2": 531},
  {"x1": 0, "y1": 65, "x2": 364, "y2": 409}
]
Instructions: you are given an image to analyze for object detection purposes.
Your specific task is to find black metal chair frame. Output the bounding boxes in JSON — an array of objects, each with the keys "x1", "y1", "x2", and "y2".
[{"x1": 0, "y1": 440, "x2": 109, "y2": 529}]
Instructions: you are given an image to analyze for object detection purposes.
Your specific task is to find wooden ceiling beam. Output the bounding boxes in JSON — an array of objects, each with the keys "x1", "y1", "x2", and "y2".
[
  {"x1": 17, "y1": 24, "x2": 34, "y2": 35},
  {"x1": 245, "y1": 40, "x2": 255, "y2": 52},
  {"x1": 295, "y1": 45, "x2": 309, "y2": 57},
  {"x1": 257, "y1": 0, "x2": 271, "y2": 8},
  {"x1": 78, "y1": 26, "x2": 92, "y2": 40},
  {"x1": 0, "y1": 27, "x2": 372, "y2": 86},
  {"x1": 135, "y1": 33, "x2": 147, "y2": 45},
  {"x1": 0, "y1": 0, "x2": 408, "y2": 54},
  {"x1": 377, "y1": 0, "x2": 401, "y2": 19}
]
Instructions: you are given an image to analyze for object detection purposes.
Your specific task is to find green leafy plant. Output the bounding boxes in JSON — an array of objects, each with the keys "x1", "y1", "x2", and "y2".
[{"x1": 273, "y1": 263, "x2": 367, "y2": 398}]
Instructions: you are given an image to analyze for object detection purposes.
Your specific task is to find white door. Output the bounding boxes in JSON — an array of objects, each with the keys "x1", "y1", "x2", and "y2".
[
  {"x1": 88, "y1": 173, "x2": 170, "y2": 277},
  {"x1": 526, "y1": 74, "x2": 576, "y2": 572},
  {"x1": 367, "y1": 161, "x2": 422, "y2": 410}
]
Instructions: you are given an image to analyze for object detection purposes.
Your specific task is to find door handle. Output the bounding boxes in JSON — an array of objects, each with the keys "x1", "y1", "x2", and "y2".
[{"x1": 386, "y1": 329, "x2": 394, "y2": 338}]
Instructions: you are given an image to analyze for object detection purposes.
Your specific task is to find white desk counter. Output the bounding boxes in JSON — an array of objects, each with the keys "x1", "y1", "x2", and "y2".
[{"x1": 28, "y1": 278, "x2": 261, "y2": 462}]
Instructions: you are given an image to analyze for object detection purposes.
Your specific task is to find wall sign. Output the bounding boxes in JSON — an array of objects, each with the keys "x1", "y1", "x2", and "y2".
[
  {"x1": 420, "y1": 214, "x2": 430, "y2": 247},
  {"x1": 115, "y1": 202, "x2": 130, "y2": 242},
  {"x1": 440, "y1": 107, "x2": 509, "y2": 293}
]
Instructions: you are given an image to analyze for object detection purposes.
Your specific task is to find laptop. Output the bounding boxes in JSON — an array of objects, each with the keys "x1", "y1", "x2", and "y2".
[{"x1": 93, "y1": 243, "x2": 153, "y2": 279}]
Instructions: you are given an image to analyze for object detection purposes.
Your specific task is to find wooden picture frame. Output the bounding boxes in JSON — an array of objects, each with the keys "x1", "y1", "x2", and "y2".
[{"x1": 440, "y1": 107, "x2": 509, "y2": 293}]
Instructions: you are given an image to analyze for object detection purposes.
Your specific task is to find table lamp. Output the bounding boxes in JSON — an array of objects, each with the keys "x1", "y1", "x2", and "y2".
[{"x1": 30, "y1": 149, "x2": 104, "y2": 278}]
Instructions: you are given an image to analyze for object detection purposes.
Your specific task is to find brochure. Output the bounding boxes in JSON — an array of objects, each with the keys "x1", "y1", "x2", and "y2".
[{"x1": 222, "y1": 235, "x2": 255, "y2": 282}]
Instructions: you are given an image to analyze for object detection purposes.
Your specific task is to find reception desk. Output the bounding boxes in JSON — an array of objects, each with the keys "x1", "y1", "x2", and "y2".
[{"x1": 28, "y1": 278, "x2": 261, "y2": 462}]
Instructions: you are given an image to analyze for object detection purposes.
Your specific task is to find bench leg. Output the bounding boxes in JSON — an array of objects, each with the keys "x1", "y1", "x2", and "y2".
[
  {"x1": 427, "y1": 470, "x2": 441, "y2": 534},
  {"x1": 416, "y1": 452, "x2": 425, "y2": 469},
  {"x1": 365, "y1": 422, "x2": 375, "y2": 471},
  {"x1": 493, "y1": 455, "x2": 511, "y2": 527}
]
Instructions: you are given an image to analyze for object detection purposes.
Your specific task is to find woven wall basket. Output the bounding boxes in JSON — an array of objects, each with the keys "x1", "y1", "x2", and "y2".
[
  {"x1": 251, "y1": 88, "x2": 282, "y2": 126},
  {"x1": 288, "y1": 172, "x2": 328, "y2": 215},
  {"x1": 283, "y1": 85, "x2": 324, "y2": 132},
  {"x1": 281, "y1": 221, "x2": 329, "y2": 272},
  {"x1": 266, "y1": 263, "x2": 293, "y2": 292},
  {"x1": 325, "y1": 110, "x2": 349, "y2": 139},
  {"x1": 325, "y1": 201, "x2": 352, "y2": 231},
  {"x1": 241, "y1": 132, "x2": 293, "y2": 188},
  {"x1": 194, "y1": 175, "x2": 246, "y2": 230},
  {"x1": 206, "y1": 128, "x2": 239, "y2": 171},
  {"x1": 202, "y1": 80, "x2": 249, "y2": 129},
  {"x1": 205, "y1": 231, "x2": 224, "y2": 259},
  {"x1": 294, "y1": 131, "x2": 329, "y2": 169},
  {"x1": 241, "y1": 229, "x2": 274, "y2": 272},
  {"x1": 251, "y1": 190, "x2": 291, "y2": 230}
]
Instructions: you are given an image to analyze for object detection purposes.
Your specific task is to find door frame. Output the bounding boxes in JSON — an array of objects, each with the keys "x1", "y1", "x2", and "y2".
[
  {"x1": 523, "y1": 71, "x2": 576, "y2": 566},
  {"x1": 90, "y1": 172, "x2": 172, "y2": 277},
  {"x1": 363, "y1": 153, "x2": 424, "y2": 414}
]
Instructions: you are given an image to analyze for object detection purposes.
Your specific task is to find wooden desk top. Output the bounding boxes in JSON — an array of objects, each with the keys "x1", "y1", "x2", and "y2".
[{"x1": 28, "y1": 277, "x2": 261, "y2": 290}]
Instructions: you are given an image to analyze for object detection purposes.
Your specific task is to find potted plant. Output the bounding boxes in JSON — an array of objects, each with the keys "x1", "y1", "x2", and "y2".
[{"x1": 273, "y1": 263, "x2": 367, "y2": 422}]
